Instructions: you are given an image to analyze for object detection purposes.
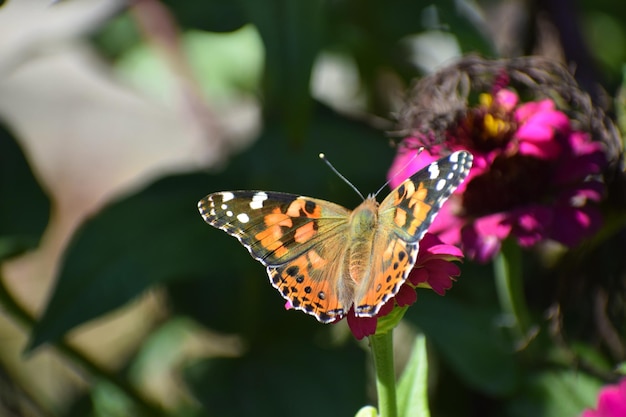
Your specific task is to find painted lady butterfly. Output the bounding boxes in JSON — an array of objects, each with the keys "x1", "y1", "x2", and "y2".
[{"x1": 198, "y1": 151, "x2": 473, "y2": 323}]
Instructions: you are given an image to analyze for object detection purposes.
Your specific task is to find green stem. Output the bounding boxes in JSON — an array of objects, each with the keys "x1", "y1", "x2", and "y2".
[
  {"x1": 0, "y1": 274, "x2": 168, "y2": 417},
  {"x1": 493, "y1": 239, "x2": 534, "y2": 348},
  {"x1": 369, "y1": 331, "x2": 398, "y2": 417}
]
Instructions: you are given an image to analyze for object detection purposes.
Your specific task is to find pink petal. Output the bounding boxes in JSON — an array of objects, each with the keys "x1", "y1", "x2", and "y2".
[
  {"x1": 462, "y1": 225, "x2": 504, "y2": 263},
  {"x1": 474, "y1": 213, "x2": 512, "y2": 239},
  {"x1": 394, "y1": 284, "x2": 417, "y2": 306},
  {"x1": 550, "y1": 206, "x2": 602, "y2": 247},
  {"x1": 377, "y1": 299, "x2": 396, "y2": 317},
  {"x1": 427, "y1": 270, "x2": 457, "y2": 295},
  {"x1": 517, "y1": 140, "x2": 562, "y2": 159},
  {"x1": 408, "y1": 259, "x2": 459, "y2": 290},
  {"x1": 408, "y1": 267, "x2": 429, "y2": 286},
  {"x1": 418, "y1": 233, "x2": 464, "y2": 259},
  {"x1": 494, "y1": 89, "x2": 518, "y2": 111},
  {"x1": 428, "y1": 207, "x2": 465, "y2": 246},
  {"x1": 504, "y1": 206, "x2": 551, "y2": 247},
  {"x1": 554, "y1": 132, "x2": 606, "y2": 183},
  {"x1": 582, "y1": 379, "x2": 626, "y2": 417},
  {"x1": 515, "y1": 99, "x2": 556, "y2": 122},
  {"x1": 413, "y1": 259, "x2": 460, "y2": 294},
  {"x1": 347, "y1": 309, "x2": 377, "y2": 340},
  {"x1": 387, "y1": 140, "x2": 438, "y2": 188}
]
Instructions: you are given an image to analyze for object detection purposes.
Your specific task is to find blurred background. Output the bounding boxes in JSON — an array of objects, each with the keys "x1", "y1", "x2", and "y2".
[{"x1": 0, "y1": 0, "x2": 625, "y2": 416}]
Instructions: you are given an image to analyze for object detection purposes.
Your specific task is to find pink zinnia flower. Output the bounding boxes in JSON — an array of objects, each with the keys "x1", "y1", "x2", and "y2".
[
  {"x1": 390, "y1": 89, "x2": 606, "y2": 262},
  {"x1": 581, "y1": 379, "x2": 626, "y2": 417}
]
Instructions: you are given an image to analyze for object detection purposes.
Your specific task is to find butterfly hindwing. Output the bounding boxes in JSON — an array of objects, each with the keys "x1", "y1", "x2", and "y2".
[
  {"x1": 353, "y1": 234, "x2": 419, "y2": 316},
  {"x1": 267, "y1": 241, "x2": 350, "y2": 323}
]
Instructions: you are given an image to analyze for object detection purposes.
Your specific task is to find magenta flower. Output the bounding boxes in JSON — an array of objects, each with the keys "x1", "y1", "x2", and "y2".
[
  {"x1": 582, "y1": 379, "x2": 626, "y2": 417},
  {"x1": 390, "y1": 89, "x2": 606, "y2": 262}
]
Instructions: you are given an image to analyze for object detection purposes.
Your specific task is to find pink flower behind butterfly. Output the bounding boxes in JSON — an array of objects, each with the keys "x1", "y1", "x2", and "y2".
[
  {"x1": 390, "y1": 89, "x2": 606, "y2": 262},
  {"x1": 581, "y1": 379, "x2": 626, "y2": 417},
  {"x1": 344, "y1": 233, "x2": 463, "y2": 340}
]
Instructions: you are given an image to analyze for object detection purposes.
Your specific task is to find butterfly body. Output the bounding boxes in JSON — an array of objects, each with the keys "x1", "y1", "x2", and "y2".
[
  {"x1": 198, "y1": 151, "x2": 473, "y2": 323},
  {"x1": 347, "y1": 198, "x2": 378, "y2": 283}
]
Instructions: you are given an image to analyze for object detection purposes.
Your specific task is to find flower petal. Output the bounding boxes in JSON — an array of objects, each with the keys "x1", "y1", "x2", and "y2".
[
  {"x1": 418, "y1": 232, "x2": 464, "y2": 259},
  {"x1": 347, "y1": 308, "x2": 378, "y2": 340},
  {"x1": 582, "y1": 379, "x2": 626, "y2": 417},
  {"x1": 387, "y1": 139, "x2": 438, "y2": 188},
  {"x1": 462, "y1": 221, "x2": 506, "y2": 263},
  {"x1": 394, "y1": 284, "x2": 417, "y2": 306},
  {"x1": 549, "y1": 206, "x2": 602, "y2": 246}
]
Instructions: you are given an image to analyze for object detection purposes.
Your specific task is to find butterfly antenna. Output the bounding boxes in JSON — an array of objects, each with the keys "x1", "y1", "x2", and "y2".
[
  {"x1": 373, "y1": 147, "x2": 423, "y2": 197},
  {"x1": 319, "y1": 153, "x2": 365, "y2": 200}
]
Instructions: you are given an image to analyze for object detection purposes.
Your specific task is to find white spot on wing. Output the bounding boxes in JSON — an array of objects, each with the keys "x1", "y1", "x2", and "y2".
[
  {"x1": 250, "y1": 192, "x2": 268, "y2": 209},
  {"x1": 221, "y1": 204, "x2": 228, "y2": 210},
  {"x1": 428, "y1": 163, "x2": 440, "y2": 179},
  {"x1": 436, "y1": 179, "x2": 447, "y2": 191},
  {"x1": 226, "y1": 210, "x2": 233, "y2": 217},
  {"x1": 237, "y1": 213, "x2": 250, "y2": 223},
  {"x1": 450, "y1": 151, "x2": 460, "y2": 162},
  {"x1": 222, "y1": 192, "x2": 235, "y2": 202}
]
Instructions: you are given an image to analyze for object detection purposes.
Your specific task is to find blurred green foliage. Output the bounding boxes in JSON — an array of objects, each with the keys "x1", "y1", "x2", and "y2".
[{"x1": 2, "y1": 0, "x2": 626, "y2": 416}]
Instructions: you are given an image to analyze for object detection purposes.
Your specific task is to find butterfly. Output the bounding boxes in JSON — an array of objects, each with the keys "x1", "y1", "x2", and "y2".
[{"x1": 198, "y1": 150, "x2": 473, "y2": 323}]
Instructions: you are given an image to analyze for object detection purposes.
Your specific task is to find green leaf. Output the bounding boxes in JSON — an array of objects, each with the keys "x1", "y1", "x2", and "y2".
[
  {"x1": 397, "y1": 334, "x2": 430, "y2": 417},
  {"x1": 240, "y1": 0, "x2": 326, "y2": 142},
  {"x1": 161, "y1": 0, "x2": 248, "y2": 33},
  {"x1": 0, "y1": 123, "x2": 50, "y2": 252},
  {"x1": 28, "y1": 173, "x2": 220, "y2": 349}
]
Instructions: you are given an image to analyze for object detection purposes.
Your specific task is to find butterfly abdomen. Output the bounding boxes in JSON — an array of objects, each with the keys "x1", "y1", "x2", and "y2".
[{"x1": 346, "y1": 198, "x2": 379, "y2": 285}]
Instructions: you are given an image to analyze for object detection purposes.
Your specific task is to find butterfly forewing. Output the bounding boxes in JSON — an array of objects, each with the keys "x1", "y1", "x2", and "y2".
[
  {"x1": 379, "y1": 150, "x2": 473, "y2": 243},
  {"x1": 198, "y1": 191, "x2": 351, "y2": 266}
]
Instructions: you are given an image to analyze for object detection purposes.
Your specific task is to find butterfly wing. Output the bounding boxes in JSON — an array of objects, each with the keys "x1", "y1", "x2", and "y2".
[
  {"x1": 266, "y1": 239, "x2": 352, "y2": 323},
  {"x1": 198, "y1": 191, "x2": 353, "y2": 322},
  {"x1": 352, "y1": 234, "x2": 419, "y2": 317},
  {"x1": 379, "y1": 150, "x2": 473, "y2": 242},
  {"x1": 354, "y1": 150, "x2": 473, "y2": 316}
]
